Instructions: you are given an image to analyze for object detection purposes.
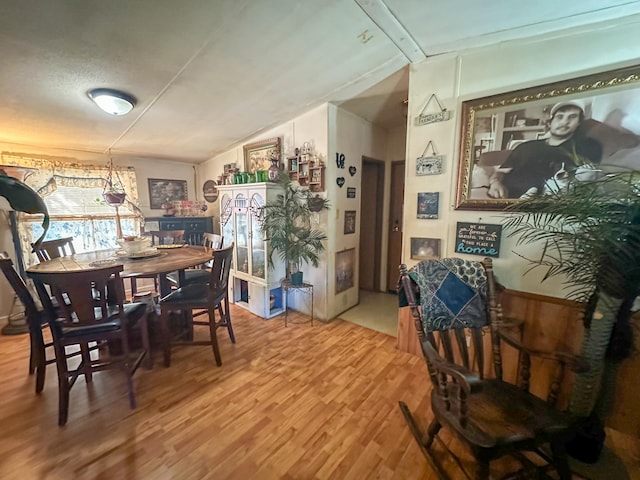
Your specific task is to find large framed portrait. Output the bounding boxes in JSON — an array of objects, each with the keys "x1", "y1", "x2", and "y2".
[
  {"x1": 456, "y1": 65, "x2": 640, "y2": 210},
  {"x1": 148, "y1": 178, "x2": 188, "y2": 209},
  {"x1": 243, "y1": 137, "x2": 282, "y2": 174}
]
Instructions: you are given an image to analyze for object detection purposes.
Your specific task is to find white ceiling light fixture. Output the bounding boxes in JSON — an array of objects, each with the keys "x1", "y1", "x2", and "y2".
[{"x1": 87, "y1": 88, "x2": 136, "y2": 115}]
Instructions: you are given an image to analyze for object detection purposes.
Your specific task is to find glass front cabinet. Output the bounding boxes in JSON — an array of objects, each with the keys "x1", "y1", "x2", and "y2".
[{"x1": 218, "y1": 183, "x2": 285, "y2": 319}]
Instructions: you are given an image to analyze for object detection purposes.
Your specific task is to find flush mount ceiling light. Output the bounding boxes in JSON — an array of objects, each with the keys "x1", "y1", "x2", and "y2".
[{"x1": 87, "y1": 88, "x2": 136, "y2": 115}]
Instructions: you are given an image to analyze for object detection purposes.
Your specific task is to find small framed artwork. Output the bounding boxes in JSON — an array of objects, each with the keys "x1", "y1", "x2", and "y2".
[
  {"x1": 416, "y1": 155, "x2": 444, "y2": 175},
  {"x1": 335, "y1": 248, "x2": 355, "y2": 294},
  {"x1": 347, "y1": 187, "x2": 356, "y2": 198},
  {"x1": 344, "y1": 210, "x2": 356, "y2": 234},
  {"x1": 288, "y1": 156, "x2": 299, "y2": 172},
  {"x1": 410, "y1": 238, "x2": 441, "y2": 260},
  {"x1": 417, "y1": 192, "x2": 439, "y2": 219},
  {"x1": 148, "y1": 178, "x2": 188, "y2": 209},
  {"x1": 243, "y1": 137, "x2": 282, "y2": 174}
]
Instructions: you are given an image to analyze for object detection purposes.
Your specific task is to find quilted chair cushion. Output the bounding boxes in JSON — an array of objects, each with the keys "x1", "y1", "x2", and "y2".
[{"x1": 409, "y1": 258, "x2": 489, "y2": 332}]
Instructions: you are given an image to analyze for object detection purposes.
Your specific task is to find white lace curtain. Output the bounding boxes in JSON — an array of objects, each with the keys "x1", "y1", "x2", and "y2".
[{"x1": 1, "y1": 153, "x2": 142, "y2": 268}]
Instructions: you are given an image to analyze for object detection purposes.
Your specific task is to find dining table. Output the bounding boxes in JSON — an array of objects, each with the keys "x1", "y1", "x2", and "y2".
[{"x1": 26, "y1": 244, "x2": 213, "y2": 297}]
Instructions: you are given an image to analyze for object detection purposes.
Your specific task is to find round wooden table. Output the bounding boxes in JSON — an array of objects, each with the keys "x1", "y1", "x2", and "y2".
[{"x1": 26, "y1": 245, "x2": 213, "y2": 296}]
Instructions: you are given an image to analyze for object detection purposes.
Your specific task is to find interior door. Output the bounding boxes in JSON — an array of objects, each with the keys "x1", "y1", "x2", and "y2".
[
  {"x1": 386, "y1": 161, "x2": 405, "y2": 292},
  {"x1": 359, "y1": 158, "x2": 384, "y2": 291}
]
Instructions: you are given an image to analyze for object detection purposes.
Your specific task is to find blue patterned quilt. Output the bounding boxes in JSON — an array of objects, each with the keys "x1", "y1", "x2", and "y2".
[{"x1": 409, "y1": 258, "x2": 489, "y2": 332}]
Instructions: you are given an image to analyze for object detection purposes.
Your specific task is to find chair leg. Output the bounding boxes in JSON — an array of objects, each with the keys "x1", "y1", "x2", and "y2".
[
  {"x1": 159, "y1": 308, "x2": 172, "y2": 367},
  {"x1": 30, "y1": 325, "x2": 47, "y2": 393},
  {"x1": 474, "y1": 460, "x2": 489, "y2": 480},
  {"x1": 29, "y1": 334, "x2": 36, "y2": 374},
  {"x1": 119, "y1": 327, "x2": 138, "y2": 410},
  {"x1": 208, "y1": 307, "x2": 222, "y2": 366},
  {"x1": 140, "y1": 313, "x2": 153, "y2": 370},
  {"x1": 550, "y1": 437, "x2": 572, "y2": 480},
  {"x1": 399, "y1": 401, "x2": 448, "y2": 479},
  {"x1": 424, "y1": 417, "x2": 441, "y2": 448},
  {"x1": 80, "y1": 342, "x2": 92, "y2": 383},
  {"x1": 56, "y1": 348, "x2": 70, "y2": 426},
  {"x1": 219, "y1": 298, "x2": 235, "y2": 343}
]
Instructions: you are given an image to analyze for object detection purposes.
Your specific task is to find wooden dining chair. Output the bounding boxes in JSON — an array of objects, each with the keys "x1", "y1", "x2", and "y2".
[
  {"x1": 130, "y1": 230, "x2": 185, "y2": 297},
  {"x1": 167, "y1": 233, "x2": 223, "y2": 288},
  {"x1": 0, "y1": 252, "x2": 53, "y2": 393},
  {"x1": 159, "y1": 243, "x2": 234, "y2": 367},
  {"x1": 31, "y1": 236, "x2": 76, "y2": 261},
  {"x1": 149, "y1": 230, "x2": 185, "y2": 246},
  {"x1": 29, "y1": 264, "x2": 151, "y2": 426},
  {"x1": 397, "y1": 258, "x2": 588, "y2": 480}
]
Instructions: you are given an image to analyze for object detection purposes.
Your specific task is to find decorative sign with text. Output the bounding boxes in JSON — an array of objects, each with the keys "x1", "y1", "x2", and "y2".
[
  {"x1": 415, "y1": 93, "x2": 453, "y2": 126},
  {"x1": 455, "y1": 222, "x2": 502, "y2": 258}
]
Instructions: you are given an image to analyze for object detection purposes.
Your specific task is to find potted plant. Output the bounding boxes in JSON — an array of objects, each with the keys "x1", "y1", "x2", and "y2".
[
  {"x1": 504, "y1": 168, "x2": 640, "y2": 460},
  {"x1": 259, "y1": 172, "x2": 329, "y2": 285}
]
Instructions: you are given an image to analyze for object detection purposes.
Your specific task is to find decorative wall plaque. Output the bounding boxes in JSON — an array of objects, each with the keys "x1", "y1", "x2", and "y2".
[
  {"x1": 455, "y1": 222, "x2": 502, "y2": 258},
  {"x1": 416, "y1": 141, "x2": 444, "y2": 176},
  {"x1": 416, "y1": 93, "x2": 452, "y2": 126}
]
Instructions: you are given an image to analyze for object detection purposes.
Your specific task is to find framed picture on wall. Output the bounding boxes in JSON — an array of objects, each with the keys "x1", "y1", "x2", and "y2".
[
  {"x1": 344, "y1": 210, "x2": 356, "y2": 234},
  {"x1": 148, "y1": 178, "x2": 188, "y2": 209},
  {"x1": 335, "y1": 248, "x2": 355, "y2": 294},
  {"x1": 410, "y1": 238, "x2": 441, "y2": 260},
  {"x1": 456, "y1": 64, "x2": 640, "y2": 210},
  {"x1": 417, "y1": 192, "x2": 439, "y2": 219},
  {"x1": 243, "y1": 137, "x2": 282, "y2": 174}
]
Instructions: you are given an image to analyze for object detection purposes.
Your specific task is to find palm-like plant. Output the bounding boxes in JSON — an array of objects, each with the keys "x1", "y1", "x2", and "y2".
[
  {"x1": 504, "y1": 168, "x2": 640, "y2": 417},
  {"x1": 0, "y1": 171, "x2": 50, "y2": 246},
  {"x1": 259, "y1": 173, "x2": 329, "y2": 281}
]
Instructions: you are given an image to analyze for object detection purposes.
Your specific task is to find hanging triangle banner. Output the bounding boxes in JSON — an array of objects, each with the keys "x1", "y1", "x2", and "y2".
[{"x1": 416, "y1": 94, "x2": 452, "y2": 126}]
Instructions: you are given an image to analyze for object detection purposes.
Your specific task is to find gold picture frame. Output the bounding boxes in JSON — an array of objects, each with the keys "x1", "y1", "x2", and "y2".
[
  {"x1": 455, "y1": 65, "x2": 640, "y2": 210},
  {"x1": 243, "y1": 137, "x2": 282, "y2": 174}
]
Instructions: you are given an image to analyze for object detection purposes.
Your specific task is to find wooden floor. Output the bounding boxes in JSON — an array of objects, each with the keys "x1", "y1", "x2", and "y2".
[{"x1": 1, "y1": 306, "x2": 638, "y2": 479}]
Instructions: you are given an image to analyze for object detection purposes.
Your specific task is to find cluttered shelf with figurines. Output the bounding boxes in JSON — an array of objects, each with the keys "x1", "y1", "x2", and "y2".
[{"x1": 286, "y1": 141, "x2": 325, "y2": 192}]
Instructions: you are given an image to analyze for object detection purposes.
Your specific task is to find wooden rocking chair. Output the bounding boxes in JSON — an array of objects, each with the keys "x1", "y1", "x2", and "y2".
[{"x1": 398, "y1": 258, "x2": 588, "y2": 480}]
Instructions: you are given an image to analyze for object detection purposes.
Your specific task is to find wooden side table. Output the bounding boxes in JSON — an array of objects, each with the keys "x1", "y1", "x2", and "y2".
[{"x1": 281, "y1": 280, "x2": 314, "y2": 327}]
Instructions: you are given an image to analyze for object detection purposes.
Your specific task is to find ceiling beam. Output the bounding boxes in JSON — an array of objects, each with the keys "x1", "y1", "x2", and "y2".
[{"x1": 354, "y1": 0, "x2": 427, "y2": 63}]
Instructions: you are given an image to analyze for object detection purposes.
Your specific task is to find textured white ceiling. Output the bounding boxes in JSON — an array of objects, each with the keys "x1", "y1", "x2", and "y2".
[{"x1": 1, "y1": 0, "x2": 639, "y2": 163}]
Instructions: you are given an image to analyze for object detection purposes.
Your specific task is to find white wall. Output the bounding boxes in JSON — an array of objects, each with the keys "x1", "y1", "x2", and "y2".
[
  {"x1": 197, "y1": 102, "x2": 393, "y2": 321},
  {"x1": 404, "y1": 16, "x2": 640, "y2": 298},
  {"x1": 197, "y1": 105, "x2": 334, "y2": 319},
  {"x1": 326, "y1": 105, "x2": 389, "y2": 319}
]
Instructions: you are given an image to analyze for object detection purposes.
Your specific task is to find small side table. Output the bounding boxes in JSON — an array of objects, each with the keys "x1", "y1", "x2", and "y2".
[{"x1": 281, "y1": 280, "x2": 314, "y2": 327}]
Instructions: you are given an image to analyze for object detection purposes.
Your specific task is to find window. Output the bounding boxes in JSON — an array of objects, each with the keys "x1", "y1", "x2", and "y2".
[
  {"x1": 5, "y1": 155, "x2": 142, "y2": 269},
  {"x1": 26, "y1": 185, "x2": 141, "y2": 257}
]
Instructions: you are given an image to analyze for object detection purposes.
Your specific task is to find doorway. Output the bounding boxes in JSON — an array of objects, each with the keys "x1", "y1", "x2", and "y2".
[
  {"x1": 358, "y1": 157, "x2": 384, "y2": 291},
  {"x1": 386, "y1": 160, "x2": 405, "y2": 292}
]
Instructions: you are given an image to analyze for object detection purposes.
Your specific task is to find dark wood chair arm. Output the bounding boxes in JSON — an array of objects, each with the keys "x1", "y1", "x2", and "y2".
[
  {"x1": 424, "y1": 342, "x2": 484, "y2": 394},
  {"x1": 497, "y1": 328, "x2": 588, "y2": 373}
]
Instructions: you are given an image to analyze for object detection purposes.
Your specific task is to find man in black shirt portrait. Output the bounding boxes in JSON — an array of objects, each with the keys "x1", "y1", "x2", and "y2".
[{"x1": 488, "y1": 100, "x2": 602, "y2": 199}]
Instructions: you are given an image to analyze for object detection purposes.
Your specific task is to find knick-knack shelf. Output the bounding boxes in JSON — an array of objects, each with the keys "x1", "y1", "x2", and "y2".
[{"x1": 286, "y1": 142, "x2": 325, "y2": 192}]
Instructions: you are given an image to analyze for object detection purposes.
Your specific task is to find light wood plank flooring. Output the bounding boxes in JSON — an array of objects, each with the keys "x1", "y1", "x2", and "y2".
[{"x1": 0, "y1": 306, "x2": 638, "y2": 479}]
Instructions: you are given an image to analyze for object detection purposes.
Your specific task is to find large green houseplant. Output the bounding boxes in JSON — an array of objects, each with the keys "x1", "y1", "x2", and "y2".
[
  {"x1": 504, "y1": 168, "x2": 640, "y2": 459},
  {"x1": 259, "y1": 172, "x2": 329, "y2": 285}
]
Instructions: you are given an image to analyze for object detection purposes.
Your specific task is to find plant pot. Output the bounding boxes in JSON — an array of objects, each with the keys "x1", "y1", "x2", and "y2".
[
  {"x1": 290, "y1": 271, "x2": 303, "y2": 286},
  {"x1": 308, "y1": 195, "x2": 325, "y2": 212},
  {"x1": 103, "y1": 191, "x2": 126, "y2": 206}
]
